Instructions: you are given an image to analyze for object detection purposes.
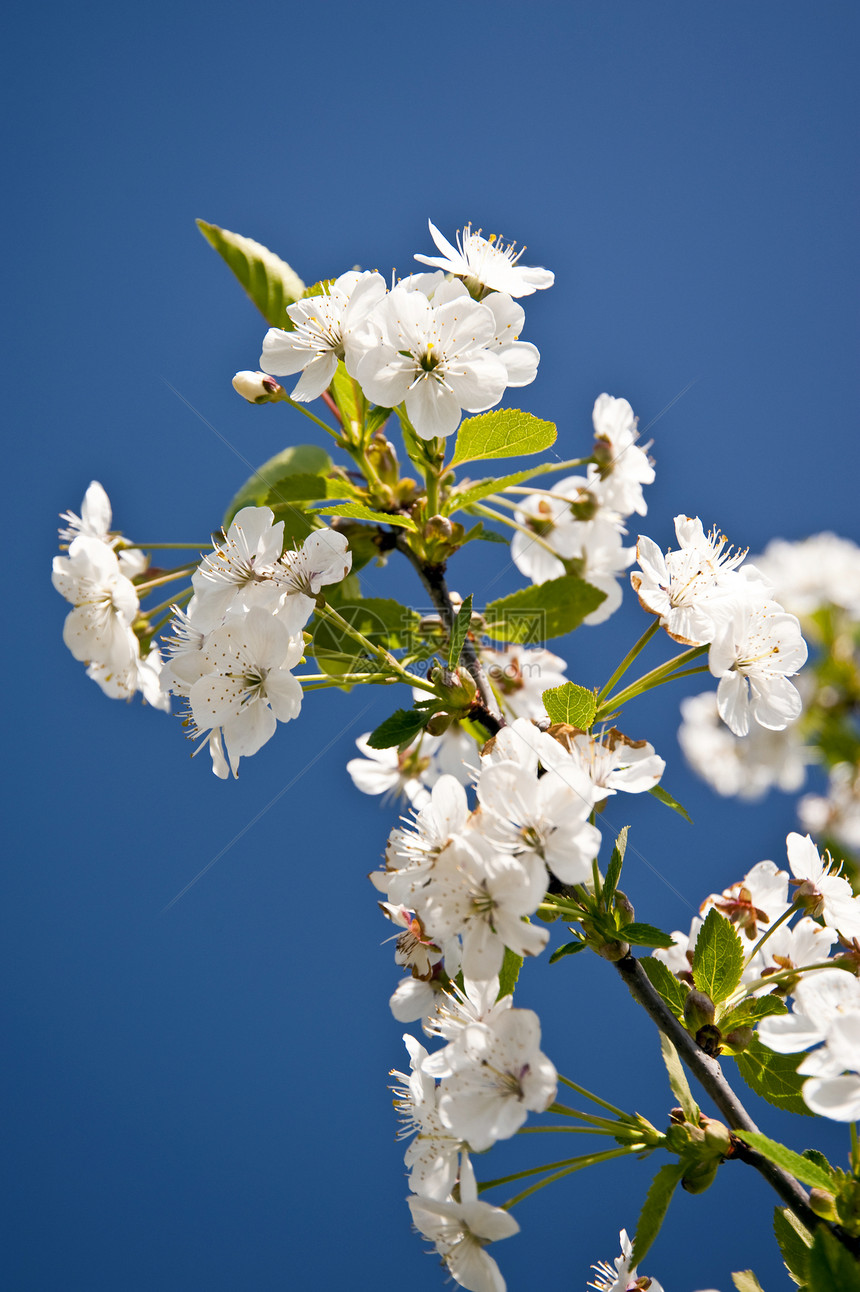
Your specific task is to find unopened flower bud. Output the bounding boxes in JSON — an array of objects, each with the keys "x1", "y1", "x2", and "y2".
[
  {"x1": 700, "y1": 1115, "x2": 732, "y2": 1157},
  {"x1": 684, "y1": 989, "x2": 716, "y2": 1032},
  {"x1": 808, "y1": 1188, "x2": 838, "y2": 1221},
  {"x1": 724, "y1": 1026, "x2": 755, "y2": 1053},
  {"x1": 595, "y1": 938, "x2": 630, "y2": 962},
  {"x1": 613, "y1": 890, "x2": 635, "y2": 924},
  {"x1": 425, "y1": 711, "x2": 453, "y2": 736},
  {"x1": 232, "y1": 370, "x2": 284, "y2": 403},
  {"x1": 365, "y1": 430, "x2": 400, "y2": 485},
  {"x1": 681, "y1": 1160, "x2": 719, "y2": 1194},
  {"x1": 423, "y1": 514, "x2": 455, "y2": 541},
  {"x1": 695, "y1": 1024, "x2": 723, "y2": 1057},
  {"x1": 569, "y1": 491, "x2": 600, "y2": 521}
]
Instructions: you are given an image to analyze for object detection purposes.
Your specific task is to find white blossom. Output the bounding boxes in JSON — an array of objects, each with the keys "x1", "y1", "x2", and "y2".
[
  {"x1": 552, "y1": 727, "x2": 665, "y2": 801},
  {"x1": 391, "y1": 1034, "x2": 463, "y2": 1200},
  {"x1": 678, "y1": 691, "x2": 807, "y2": 801},
  {"x1": 799, "y1": 763, "x2": 860, "y2": 852},
  {"x1": 260, "y1": 270, "x2": 387, "y2": 402},
  {"x1": 786, "y1": 832, "x2": 860, "y2": 942},
  {"x1": 58, "y1": 480, "x2": 115, "y2": 546},
  {"x1": 355, "y1": 279, "x2": 509, "y2": 440},
  {"x1": 190, "y1": 505, "x2": 286, "y2": 632},
  {"x1": 754, "y1": 533, "x2": 860, "y2": 619},
  {"x1": 407, "y1": 1154, "x2": 519, "y2": 1292},
  {"x1": 758, "y1": 968, "x2": 860, "y2": 1054},
  {"x1": 708, "y1": 600, "x2": 807, "y2": 737},
  {"x1": 588, "y1": 395, "x2": 655, "y2": 519},
  {"x1": 415, "y1": 220, "x2": 554, "y2": 298},
  {"x1": 231, "y1": 370, "x2": 283, "y2": 403},
  {"x1": 53, "y1": 535, "x2": 140, "y2": 673},
  {"x1": 799, "y1": 1010, "x2": 860, "y2": 1121},
  {"x1": 86, "y1": 642, "x2": 171, "y2": 712},
  {"x1": 589, "y1": 1229, "x2": 664, "y2": 1292}
]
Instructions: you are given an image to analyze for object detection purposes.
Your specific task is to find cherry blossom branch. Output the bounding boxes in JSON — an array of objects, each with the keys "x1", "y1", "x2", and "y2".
[
  {"x1": 611, "y1": 950, "x2": 845, "y2": 1243},
  {"x1": 393, "y1": 537, "x2": 504, "y2": 731}
]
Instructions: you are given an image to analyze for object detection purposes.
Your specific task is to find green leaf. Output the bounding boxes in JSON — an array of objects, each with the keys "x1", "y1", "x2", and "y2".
[
  {"x1": 773, "y1": 1206, "x2": 813, "y2": 1287},
  {"x1": 648, "y1": 783, "x2": 693, "y2": 824},
  {"x1": 603, "y1": 827, "x2": 628, "y2": 906},
  {"x1": 460, "y1": 521, "x2": 510, "y2": 546},
  {"x1": 484, "y1": 575, "x2": 606, "y2": 645},
  {"x1": 196, "y1": 220, "x2": 305, "y2": 327},
  {"x1": 448, "y1": 594, "x2": 474, "y2": 669},
  {"x1": 542, "y1": 682, "x2": 598, "y2": 729},
  {"x1": 621, "y1": 923, "x2": 676, "y2": 949},
  {"x1": 659, "y1": 1033, "x2": 699, "y2": 1123},
  {"x1": 310, "y1": 598, "x2": 421, "y2": 683},
  {"x1": 807, "y1": 1226, "x2": 860, "y2": 1292},
  {"x1": 692, "y1": 909, "x2": 744, "y2": 1005},
  {"x1": 366, "y1": 405, "x2": 393, "y2": 435},
  {"x1": 734, "y1": 1035, "x2": 813, "y2": 1117},
  {"x1": 311, "y1": 502, "x2": 418, "y2": 531},
  {"x1": 719, "y1": 995, "x2": 788, "y2": 1032},
  {"x1": 638, "y1": 957, "x2": 689, "y2": 1021},
  {"x1": 262, "y1": 473, "x2": 330, "y2": 503},
  {"x1": 329, "y1": 361, "x2": 365, "y2": 434},
  {"x1": 548, "y1": 939, "x2": 587, "y2": 965},
  {"x1": 631, "y1": 1162, "x2": 685, "y2": 1264},
  {"x1": 732, "y1": 1131, "x2": 835, "y2": 1191},
  {"x1": 444, "y1": 461, "x2": 568, "y2": 513},
  {"x1": 731, "y1": 1273, "x2": 766, "y2": 1292},
  {"x1": 366, "y1": 709, "x2": 435, "y2": 750},
  {"x1": 223, "y1": 444, "x2": 333, "y2": 526},
  {"x1": 450, "y1": 409, "x2": 557, "y2": 466},
  {"x1": 802, "y1": 1148, "x2": 837, "y2": 1176},
  {"x1": 497, "y1": 946, "x2": 523, "y2": 998}
]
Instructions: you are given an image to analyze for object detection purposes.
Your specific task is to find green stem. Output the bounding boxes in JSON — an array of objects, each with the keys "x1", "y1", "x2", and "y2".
[
  {"x1": 134, "y1": 565, "x2": 198, "y2": 595},
  {"x1": 315, "y1": 602, "x2": 438, "y2": 695},
  {"x1": 469, "y1": 502, "x2": 560, "y2": 557},
  {"x1": 851, "y1": 1123, "x2": 859, "y2": 1176},
  {"x1": 516, "y1": 1125, "x2": 620, "y2": 1136},
  {"x1": 742, "y1": 901, "x2": 801, "y2": 970},
  {"x1": 295, "y1": 672, "x2": 398, "y2": 690},
  {"x1": 284, "y1": 396, "x2": 341, "y2": 438},
  {"x1": 478, "y1": 1154, "x2": 610, "y2": 1193},
  {"x1": 597, "y1": 620, "x2": 660, "y2": 703},
  {"x1": 597, "y1": 644, "x2": 708, "y2": 714},
  {"x1": 502, "y1": 1147, "x2": 639, "y2": 1209},
  {"x1": 142, "y1": 587, "x2": 193, "y2": 622},
  {"x1": 727, "y1": 960, "x2": 844, "y2": 1004},
  {"x1": 125, "y1": 542, "x2": 206, "y2": 551},
  {"x1": 546, "y1": 1103, "x2": 625, "y2": 1131},
  {"x1": 557, "y1": 1074, "x2": 630, "y2": 1119}
]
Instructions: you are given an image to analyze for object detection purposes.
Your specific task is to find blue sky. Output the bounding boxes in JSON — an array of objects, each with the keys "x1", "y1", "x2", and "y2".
[{"x1": 6, "y1": 2, "x2": 860, "y2": 1288}]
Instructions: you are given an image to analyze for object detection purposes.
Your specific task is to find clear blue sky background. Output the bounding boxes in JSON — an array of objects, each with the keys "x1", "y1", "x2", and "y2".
[{"x1": 5, "y1": 2, "x2": 860, "y2": 1288}]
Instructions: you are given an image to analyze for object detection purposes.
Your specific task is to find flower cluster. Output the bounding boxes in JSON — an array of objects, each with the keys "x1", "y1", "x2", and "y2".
[
  {"x1": 632, "y1": 515, "x2": 808, "y2": 736},
  {"x1": 510, "y1": 394, "x2": 654, "y2": 624},
  {"x1": 251, "y1": 221, "x2": 551, "y2": 441},
  {"x1": 53, "y1": 482, "x2": 170, "y2": 709},
  {"x1": 163, "y1": 506, "x2": 351, "y2": 777}
]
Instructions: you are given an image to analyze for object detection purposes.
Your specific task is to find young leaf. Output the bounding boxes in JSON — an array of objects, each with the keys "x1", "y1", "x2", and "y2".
[
  {"x1": 484, "y1": 576, "x2": 606, "y2": 644},
  {"x1": 732, "y1": 1131, "x2": 835, "y2": 1191},
  {"x1": 719, "y1": 994, "x2": 788, "y2": 1033},
  {"x1": 444, "y1": 461, "x2": 569, "y2": 513},
  {"x1": 631, "y1": 1162, "x2": 685, "y2": 1265},
  {"x1": 548, "y1": 939, "x2": 587, "y2": 965},
  {"x1": 329, "y1": 361, "x2": 365, "y2": 434},
  {"x1": 659, "y1": 1033, "x2": 699, "y2": 1123},
  {"x1": 542, "y1": 682, "x2": 598, "y2": 729},
  {"x1": 603, "y1": 827, "x2": 628, "y2": 906},
  {"x1": 731, "y1": 1273, "x2": 765, "y2": 1292},
  {"x1": 311, "y1": 502, "x2": 418, "y2": 530},
  {"x1": 196, "y1": 220, "x2": 305, "y2": 327},
  {"x1": 807, "y1": 1226, "x2": 860, "y2": 1292},
  {"x1": 498, "y1": 946, "x2": 523, "y2": 998},
  {"x1": 448, "y1": 594, "x2": 474, "y2": 669},
  {"x1": 262, "y1": 474, "x2": 330, "y2": 503},
  {"x1": 621, "y1": 924, "x2": 676, "y2": 949},
  {"x1": 450, "y1": 409, "x2": 557, "y2": 466},
  {"x1": 460, "y1": 521, "x2": 510, "y2": 546},
  {"x1": 223, "y1": 444, "x2": 333, "y2": 526},
  {"x1": 638, "y1": 956, "x2": 689, "y2": 1021},
  {"x1": 366, "y1": 709, "x2": 435, "y2": 750},
  {"x1": 733, "y1": 1035, "x2": 813, "y2": 1117},
  {"x1": 692, "y1": 909, "x2": 744, "y2": 1004},
  {"x1": 648, "y1": 784, "x2": 693, "y2": 824},
  {"x1": 773, "y1": 1206, "x2": 812, "y2": 1288}
]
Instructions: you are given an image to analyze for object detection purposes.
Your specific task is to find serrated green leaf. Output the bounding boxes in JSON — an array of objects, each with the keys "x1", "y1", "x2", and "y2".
[
  {"x1": 622, "y1": 923, "x2": 676, "y2": 949},
  {"x1": 603, "y1": 827, "x2": 628, "y2": 906},
  {"x1": 638, "y1": 957, "x2": 689, "y2": 1021},
  {"x1": 773, "y1": 1206, "x2": 813, "y2": 1287},
  {"x1": 734, "y1": 1035, "x2": 813, "y2": 1116},
  {"x1": 448, "y1": 594, "x2": 473, "y2": 669},
  {"x1": 631, "y1": 1162, "x2": 685, "y2": 1265},
  {"x1": 311, "y1": 502, "x2": 417, "y2": 530},
  {"x1": 807, "y1": 1226, "x2": 860, "y2": 1292},
  {"x1": 329, "y1": 361, "x2": 365, "y2": 435},
  {"x1": 197, "y1": 220, "x2": 305, "y2": 327},
  {"x1": 366, "y1": 709, "x2": 434, "y2": 750},
  {"x1": 731, "y1": 1272, "x2": 765, "y2": 1292},
  {"x1": 460, "y1": 521, "x2": 510, "y2": 546},
  {"x1": 444, "y1": 461, "x2": 567, "y2": 513},
  {"x1": 659, "y1": 1033, "x2": 699, "y2": 1123},
  {"x1": 692, "y1": 909, "x2": 744, "y2": 1004},
  {"x1": 450, "y1": 409, "x2": 557, "y2": 466},
  {"x1": 733, "y1": 1131, "x2": 835, "y2": 1191},
  {"x1": 484, "y1": 575, "x2": 606, "y2": 644},
  {"x1": 366, "y1": 405, "x2": 393, "y2": 435},
  {"x1": 802, "y1": 1148, "x2": 837, "y2": 1175},
  {"x1": 719, "y1": 995, "x2": 788, "y2": 1032},
  {"x1": 648, "y1": 783, "x2": 693, "y2": 824},
  {"x1": 223, "y1": 444, "x2": 333, "y2": 527},
  {"x1": 549, "y1": 939, "x2": 587, "y2": 965},
  {"x1": 542, "y1": 682, "x2": 598, "y2": 729},
  {"x1": 498, "y1": 946, "x2": 523, "y2": 998}
]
